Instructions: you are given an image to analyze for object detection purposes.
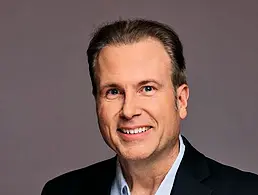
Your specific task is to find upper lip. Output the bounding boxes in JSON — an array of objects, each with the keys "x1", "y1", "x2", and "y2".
[{"x1": 118, "y1": 125, "x2": 152, "y2": 130}]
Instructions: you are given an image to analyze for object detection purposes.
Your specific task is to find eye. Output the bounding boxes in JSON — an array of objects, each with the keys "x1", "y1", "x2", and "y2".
[
  {"x1": 106, "y1": 88, "x2": 121, "y2": 99},
  {"x1": 140, "y1": 86, "x2": 156, "y2": 95},
  {"x1": 143, "y1": 86, "x2": 153, "y2": 92}
]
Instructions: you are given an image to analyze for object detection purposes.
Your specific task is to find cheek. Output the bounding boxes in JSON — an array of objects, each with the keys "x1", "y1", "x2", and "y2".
[
  {"x1": 142, "y1": 92, "x2": 178, "y2": 128},
  {"x1": 139, "y1": 96, "x2": 170, "y2": 124},
  {"x1": 97, "y1": 100, "x2": 122, "y2": 127},
  {"x1": 148, "y1": 92, "x2": 176, "y2": 114}
]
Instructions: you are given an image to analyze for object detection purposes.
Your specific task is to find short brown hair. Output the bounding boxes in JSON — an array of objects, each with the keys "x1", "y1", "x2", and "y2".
[{"x1": 87, "y1": 19, "x2": 187, "y2": 96}]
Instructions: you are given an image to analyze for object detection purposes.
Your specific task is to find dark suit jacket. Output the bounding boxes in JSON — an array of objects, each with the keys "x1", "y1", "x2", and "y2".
[{"x1": 41, "y1": 137, "x2": 258, "y2": 195}]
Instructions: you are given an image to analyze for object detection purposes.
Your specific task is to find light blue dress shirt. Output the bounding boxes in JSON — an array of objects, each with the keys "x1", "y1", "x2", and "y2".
[{"x1": 110, "y1": 135, "x2": 185, "y2": 195}]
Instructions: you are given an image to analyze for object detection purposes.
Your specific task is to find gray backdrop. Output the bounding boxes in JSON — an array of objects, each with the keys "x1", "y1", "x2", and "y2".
[{"x1": 1, "y1": 0, "x2": 257, "y2": 194}]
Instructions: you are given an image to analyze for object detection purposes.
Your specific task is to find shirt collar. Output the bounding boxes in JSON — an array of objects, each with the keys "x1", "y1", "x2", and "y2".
[{"x1": 116, "y1": 160, "x2": 130, "y2": 195}]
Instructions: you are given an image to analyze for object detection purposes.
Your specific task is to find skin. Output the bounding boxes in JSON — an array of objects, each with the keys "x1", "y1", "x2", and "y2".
[{"x1": 95, "y1": 38, "x2": 189, "y2": 195}]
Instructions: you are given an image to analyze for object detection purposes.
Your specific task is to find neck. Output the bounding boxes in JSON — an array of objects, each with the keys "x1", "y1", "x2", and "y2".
[{"x1": 118, "y1": 138, "x2": 180, "y2": 194}]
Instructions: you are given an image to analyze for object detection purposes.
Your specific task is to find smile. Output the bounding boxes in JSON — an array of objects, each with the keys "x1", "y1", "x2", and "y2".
[{"x1": 118, "y1": 126, "x2": 152, "y2": 134}]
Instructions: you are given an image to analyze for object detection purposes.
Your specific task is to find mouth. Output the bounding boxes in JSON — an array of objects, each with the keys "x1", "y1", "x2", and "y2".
[{"x1": 117, "y1": 126, "x2": 152, "y2": 135}]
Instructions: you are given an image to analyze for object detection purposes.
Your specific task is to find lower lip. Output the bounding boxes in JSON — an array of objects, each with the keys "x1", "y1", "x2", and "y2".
[{"x1": 118, "y1": 128, "x2": 152, "y2": 141}]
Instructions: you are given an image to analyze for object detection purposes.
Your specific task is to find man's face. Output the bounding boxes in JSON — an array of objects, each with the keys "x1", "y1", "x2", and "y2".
[{"x1": 95, "y1": 38, "x2": 189, "y2": 161}]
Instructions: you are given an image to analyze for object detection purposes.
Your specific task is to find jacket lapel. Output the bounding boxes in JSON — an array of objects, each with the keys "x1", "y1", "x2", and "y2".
[
  {"x1": 90, "y1": 157, "x2": 117, "y2": 194},
  {"x1": 171, "y1": 136, "x2": 213, "y2": 195}
]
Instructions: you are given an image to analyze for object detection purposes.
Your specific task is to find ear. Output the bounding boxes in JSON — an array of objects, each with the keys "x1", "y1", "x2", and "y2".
[{"x1": 176, "y1": 84, "x2": 189, "y2": 119}]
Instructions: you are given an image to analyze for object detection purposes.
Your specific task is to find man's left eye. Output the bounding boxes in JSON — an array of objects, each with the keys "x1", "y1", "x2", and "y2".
[
  {"x1": 140, "y1": 86, "x2": 156, "y2": 95},
  {"x1": 143, "y1": 86, "x2": 153, "y2": 92}
]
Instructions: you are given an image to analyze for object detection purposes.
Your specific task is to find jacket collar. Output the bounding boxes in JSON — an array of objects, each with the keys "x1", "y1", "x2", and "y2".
[{"x1": 170, "y1": 136, "x2": 213, "y2": 195}]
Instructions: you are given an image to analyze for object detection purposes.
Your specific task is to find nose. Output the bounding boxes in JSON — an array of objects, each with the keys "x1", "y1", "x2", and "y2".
[{"x1": 120, "y1": 94, "x2": 141, "y2": 120}]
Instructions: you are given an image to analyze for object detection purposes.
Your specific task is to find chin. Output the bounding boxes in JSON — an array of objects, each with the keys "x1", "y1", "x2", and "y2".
[{"x1": 118, "y1": 149, "x2": 154, "y2": 161}]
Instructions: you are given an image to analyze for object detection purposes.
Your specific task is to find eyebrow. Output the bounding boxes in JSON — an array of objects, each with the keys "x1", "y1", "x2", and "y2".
[
  {"x1": 137, "y1": 79, "x2": 162, "y2": 87},
  {"x1": 99, "y1": 83, "x2": 120, "y2": 91},
  {"x1": 100, "y1": 79, "x2": 162, "y2": 91}
]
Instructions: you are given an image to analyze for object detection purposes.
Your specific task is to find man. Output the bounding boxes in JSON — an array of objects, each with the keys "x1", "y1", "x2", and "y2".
[{"x1": 41, "y1": 19, "x2": 258, "y2": 195}]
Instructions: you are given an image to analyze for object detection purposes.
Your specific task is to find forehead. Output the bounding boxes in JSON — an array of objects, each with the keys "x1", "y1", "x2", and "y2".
[{"x1": 96, "y1": 38, "x2": 172, "y2": 85}]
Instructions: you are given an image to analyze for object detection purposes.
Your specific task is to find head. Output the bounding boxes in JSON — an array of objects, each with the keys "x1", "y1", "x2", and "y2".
[{"x1": 87, "y1": 19, "x2": 189, "y2": 161}]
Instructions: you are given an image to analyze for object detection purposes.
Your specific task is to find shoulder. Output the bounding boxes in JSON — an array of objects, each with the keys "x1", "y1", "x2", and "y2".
[
  {"x1": 182, "y1": 136, "x2": 258, "y2": 194},
  {"x1": 204, "y1": 156, "x2": 258, "y2": 193},
  {"x1": 41, "y1": 157, "x2": 117, "y2": 195},
  {"x1": 206, "y1": 156, "x2": 258, "y2": 181}
]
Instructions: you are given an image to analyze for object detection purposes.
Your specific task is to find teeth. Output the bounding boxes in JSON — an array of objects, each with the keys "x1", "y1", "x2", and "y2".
[{"x1": 120, "y1": 127, "x2": 150, "y2": 134}]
